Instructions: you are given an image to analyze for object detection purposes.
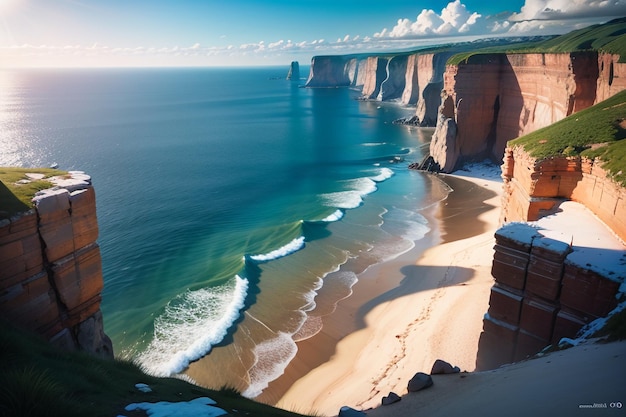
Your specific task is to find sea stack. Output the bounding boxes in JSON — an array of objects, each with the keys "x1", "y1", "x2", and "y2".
[{"x1": 287, "y1": 61, "x2": 300, "y2": 80}]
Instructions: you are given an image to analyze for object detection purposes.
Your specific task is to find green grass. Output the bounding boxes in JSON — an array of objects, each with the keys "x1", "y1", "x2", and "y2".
[
  {"x1": 508, "y1": 90, "x2": 626, "y2": 186},
  {"x1": 448, "y1": 17, "x2": 626, "y2": 65},
  {"x1": 0, "y1": 167, "x2": 68, "y2": 219},
  {"x1": 0, "y1": 320, "x2": 312, "y2": 417}
]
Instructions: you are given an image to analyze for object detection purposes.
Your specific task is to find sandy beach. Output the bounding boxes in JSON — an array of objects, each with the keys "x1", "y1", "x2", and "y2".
[{"x1": 273, "y1": 165, "x2": 505, "y2": 415}]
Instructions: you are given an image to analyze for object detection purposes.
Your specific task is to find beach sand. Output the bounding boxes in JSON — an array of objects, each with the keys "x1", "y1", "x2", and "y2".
[
  {"x1": 272, "y1": 166, "x2": 505, "y2": 415},
  {"x1": 364, "y1": 339, "x2": 626, "y2": 417}
]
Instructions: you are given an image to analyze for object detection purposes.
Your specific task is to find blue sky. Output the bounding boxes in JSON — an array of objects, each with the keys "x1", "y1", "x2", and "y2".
[{"x1": 0, "y1": 0, "x2": 624, "y2": 67}]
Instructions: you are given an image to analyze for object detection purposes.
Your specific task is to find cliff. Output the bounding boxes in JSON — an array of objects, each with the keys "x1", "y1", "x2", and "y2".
[
  {"x1": 479, "y1": 88, "x2": 626, "y2": 369},
  {"x1": 0, "y1": 171, "x2": 113, "y2": 358},
  {"x1": 305, "y1": 20, "x2": 626, "y2": 173},
  {"x1": 428, "y1": 51, "x2": 625, "y2": 172},
  {"x1": 305, "y1": 50, "x2": 459, "y2": 126},
  {"x1": 501, "y1": 147, "x2": 626, "y2": 242},
  {"x1": 478, "y1": 220, "x2": 625, "y2": 370}
]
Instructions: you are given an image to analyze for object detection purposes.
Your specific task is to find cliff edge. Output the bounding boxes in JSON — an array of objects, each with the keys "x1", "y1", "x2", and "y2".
[{"x1": 0, "y1": 170, "x2": 113, "y2": 358}]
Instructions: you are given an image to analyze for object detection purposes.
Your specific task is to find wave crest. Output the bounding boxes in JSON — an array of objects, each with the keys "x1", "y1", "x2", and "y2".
[
  {"x1": 136, "y1": 275, "x2": 249, "y2": 377},
  {"x1": 248, "y1": 236, "x2": 305, "y2": 262}
]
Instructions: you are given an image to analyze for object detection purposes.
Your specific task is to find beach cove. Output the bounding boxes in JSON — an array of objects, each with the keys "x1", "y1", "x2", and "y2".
[
  {"x1": 273, "y1": 160, "x2": 626, "y2": 416},
  {"x1": 272, "y1": 165, "x2": 504, "y2": 414}
]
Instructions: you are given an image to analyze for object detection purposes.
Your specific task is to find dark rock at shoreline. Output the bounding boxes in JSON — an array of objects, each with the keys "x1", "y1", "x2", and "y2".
[
  {"x1": 382, "y1": 392, "x2": 402, "y2": 406},
  {"x1": 392, "y1": 115, "x2": 422, "y2": 126},
  {"x1": 407, "y1": 372, "x2": 434, "y2": 392},
  {"x1": 431, "y1": 359, "x2": 461, "y2": 374},
  {"x1": 408, "y1": 155, "x2": 441, "y2": 172}
]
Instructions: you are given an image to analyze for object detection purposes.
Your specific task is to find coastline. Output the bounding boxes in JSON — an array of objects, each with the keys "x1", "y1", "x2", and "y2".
[{"x1": 272, "y1": 164, "x2": 504, "y2": 415}]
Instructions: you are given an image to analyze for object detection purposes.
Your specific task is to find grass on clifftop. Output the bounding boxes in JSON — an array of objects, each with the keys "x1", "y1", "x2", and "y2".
[
  {"x1": 508, "y1": 90, "x2": 626, "y2": 186},
  {"x1": 0, "y1": 167, "x2": 68, "y2": 219},
  {"x1": 0, "y1": 321, "x2": 312, "y2": 417},
  {"x1": 449, "y1": 17, "x2": 626, "y2": 65}
]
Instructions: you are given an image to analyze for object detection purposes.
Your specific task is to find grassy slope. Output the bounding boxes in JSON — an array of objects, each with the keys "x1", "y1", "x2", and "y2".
[
  {"x1": 508, "y1": 90, "x2": 626, "y2": 186},
  {"x1": 0, "y1": 321, "x2": 310, "y2": 417},
  {"x1": 0, "y1": 167, "x2": 68, "y2": 219},
  {"x1": 449, "y1": 17, "x2": 626, "y2": 65}
]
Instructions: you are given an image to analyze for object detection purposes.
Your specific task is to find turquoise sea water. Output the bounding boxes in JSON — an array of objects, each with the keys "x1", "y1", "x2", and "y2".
[{"x1": 0, "y1": 67, "x2": 445, "y2": 397}]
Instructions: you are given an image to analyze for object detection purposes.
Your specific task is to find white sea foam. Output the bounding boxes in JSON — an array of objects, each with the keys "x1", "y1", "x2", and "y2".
[
  {"x1": 320, "y1": 190, "x2": 365, "y2": 209},
  {"x1": 382, "y1": 208, "x2": 430, "y2": 241},
  {"x1": 248, "y1": 236, "x2": 305, "y2": 262},
  {"x1": 292, "y1": 315, "x2": 323, "y2": 342},
  {"x1": 320, "y1": 176, "x2": 379, "y2": 209},
  {"x1": 136, "y1": 275, "x2": 249, "y2": 377},
  {"x1": 371, "y1": 167, "x2": 394, "y2": 182},
  {"x1": 242, "y1": 332, "x2": 298, "y2": 398},
  {"x1": 346, "y1": 177, "x2": 378, "y2": 195},
  {"x1": 372, "y1": 208, "x2": 431, "y2": 262},
  {"x1": 320, "y1": 209, "x2": 344, "y2": 222}
]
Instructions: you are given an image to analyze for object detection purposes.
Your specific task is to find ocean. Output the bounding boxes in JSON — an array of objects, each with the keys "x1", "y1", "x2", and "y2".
[{"x1": 0, "y1": 67, "x2": 448, "y2": 398}]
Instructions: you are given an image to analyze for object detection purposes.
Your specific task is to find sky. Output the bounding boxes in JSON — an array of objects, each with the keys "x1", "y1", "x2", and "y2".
[{"x1": 0, "y1": 0, "x2": 625, "y2": 68}]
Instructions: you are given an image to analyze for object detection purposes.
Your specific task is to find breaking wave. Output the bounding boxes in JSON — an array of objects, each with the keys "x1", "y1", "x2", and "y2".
[
  {"x1": 136, "y1": 275, "x2": 249, "y2": 377},
  {"x1": 248, "y1": 236, "x2": 306, "y2": 262}
]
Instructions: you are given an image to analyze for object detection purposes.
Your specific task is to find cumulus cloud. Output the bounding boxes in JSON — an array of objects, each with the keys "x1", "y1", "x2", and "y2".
[
  {"x1": 509, "y1": 0, "x2": 626, "y2": 21},
  {"x1": 371, "y1": 0, "x2": 625, "y2": 42},
  {"x1": 374, "y1": 0, "x2": 484, "y2": 38},
  {"x1": 490, "y1": 0, "x2": 626, "y2": 36}
]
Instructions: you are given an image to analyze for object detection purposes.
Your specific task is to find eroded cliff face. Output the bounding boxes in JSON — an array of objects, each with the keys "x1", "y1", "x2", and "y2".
[
  {"x1": 430, "y1": 52, "x2": 624, "y2": 172},
  {"x1": 305, "y1": 56, "x2": 354, "y2": 87},
  {"x1": 306, "y1": 51, "x2": 457, "y2": 126},
  {"x1": 501, "y1": 146, "x2": 626, "y2": 242},
  {"x1": 0, "y1": 172, "x2": 113, "y2": 358},
  {"x1": 477, "y1": 221, "x2": 624, "y2": 370}
]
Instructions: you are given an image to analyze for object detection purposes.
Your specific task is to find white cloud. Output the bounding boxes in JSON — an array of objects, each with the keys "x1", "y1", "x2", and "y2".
[
  {"x1": 375, "y1": 0, "x2": 484, "y2": 38},
  {"x1": 509, "y1": 0, "x2": 626, "y2": 21}
]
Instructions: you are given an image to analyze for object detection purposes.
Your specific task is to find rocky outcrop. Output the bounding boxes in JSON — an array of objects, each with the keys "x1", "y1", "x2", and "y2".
[
  {"x1": 501, "y1": 146, "x2": 626, "y2": 242},
  {"x1": 430, "y1": 52, "x2": 625, "y2": 172},
  {"x1": 286, "y1": 61, "x2": 300, "y2": 80},
  {"x1": 477, "y1": 222, "x2": 624, "y2": 370},
  {"x1": 0, "y1": 172, "x2": 113, "y2": 358}
]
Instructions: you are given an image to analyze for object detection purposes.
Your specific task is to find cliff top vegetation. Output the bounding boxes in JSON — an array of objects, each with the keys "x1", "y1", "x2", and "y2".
[
  {"x1": 0, "y1": 167, "x2": 68, "y2": 219},
  {"x1": 508, "y1": 90, "x2": 626, "y2": 187},
  {"x1": 449, "y1": 17, "x2": 626, "y2": 65},
  {"x1": 0, "y1": 320, "x2": 312, "y2": 417}
]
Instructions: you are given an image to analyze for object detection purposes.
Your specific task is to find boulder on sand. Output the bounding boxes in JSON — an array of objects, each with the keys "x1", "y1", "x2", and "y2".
[
  {"x1": 407, "y1": 372, "x2": 434, "y2": 392},
  {"x1": 382, "y1": 392, "x2": 401, "y2": 406},
  {"x1": 431, "y1": 359, "x2": 461, "y2": 374}
]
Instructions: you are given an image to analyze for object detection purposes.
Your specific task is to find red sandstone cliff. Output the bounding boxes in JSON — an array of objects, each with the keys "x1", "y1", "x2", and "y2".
[
  {"x1": 501, "y1": 146, "x2": 626, "y2": 242},
  {"x1": 305, "y1": 51, "x2": 456, "y2": 125},
  {"x1": 0, "y1": 172, "x2": 113, "y2": 358},
  {"x1": 430, "y1": 52, "x2": 625, "y2": 172}
]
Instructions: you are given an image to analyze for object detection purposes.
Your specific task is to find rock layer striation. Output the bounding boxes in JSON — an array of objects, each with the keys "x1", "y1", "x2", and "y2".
[{"x1": 0, "y1": 172, "x2": 113, "y2": 358}]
